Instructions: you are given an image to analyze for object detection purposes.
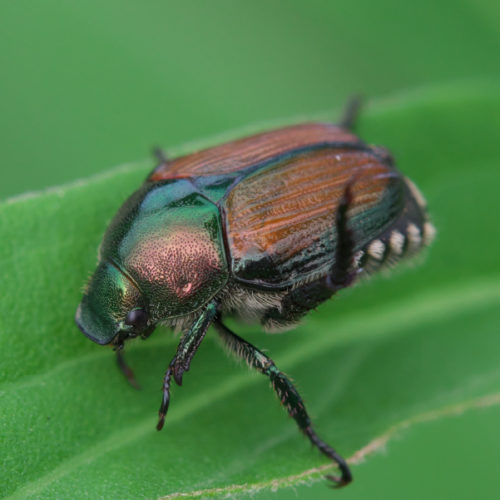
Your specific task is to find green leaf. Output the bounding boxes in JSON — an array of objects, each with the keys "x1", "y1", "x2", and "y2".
[{"x1": 1, "y1": 81, "x2": 500, "y2": 499}]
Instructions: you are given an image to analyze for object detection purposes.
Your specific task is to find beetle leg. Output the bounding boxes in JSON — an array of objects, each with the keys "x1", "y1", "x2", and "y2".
[
  {"x1": 172, "y1": 301, "x2": 219, "y2": 386},
  {"x1": 326, "y1": 183, "x2": 357, "y2": 292},
  {"x1": 157, "y1": 355, "x2": 177, "y2": 431},
  {"x1": 338, "y1": 95, "x2": 363, "y2": 131},
  {"x1": 115, "y1": 347, "x2": 141, "y2": 390},
  {"x1": 156, "y1": 300, "x2": 219, "y2": 431},
  {"x1": 262, "y1": 183, "x2": 357, "y2": 330},
  {"x1": 152, "y1": 147, "x2": 168, "y2": 165},
  {"x1": 214, "y1": 320, "x2": 352, "y2": 487}
]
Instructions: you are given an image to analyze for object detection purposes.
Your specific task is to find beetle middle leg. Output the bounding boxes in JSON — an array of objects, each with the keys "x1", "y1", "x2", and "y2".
[
  {"x1": 214, "y1": 320, "x2": 352, "y2": 487},
  {"x1": 338, "y1": 95, "x2": 363, "y2": 131}
]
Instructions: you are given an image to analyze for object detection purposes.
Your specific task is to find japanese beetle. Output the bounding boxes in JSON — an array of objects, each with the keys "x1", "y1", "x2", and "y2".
[{"x1": 76, "y1": 100, "x2": 434, "y2": 486}]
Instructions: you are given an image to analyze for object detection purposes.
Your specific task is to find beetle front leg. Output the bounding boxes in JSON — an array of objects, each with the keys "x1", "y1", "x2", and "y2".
[
  {"x1": 156, "y1": 300, "x2": 218, "y2": 431},
  {"x1": 214, "y1": 320, "x2": 352, "y2": 487},
  {"x1": 156, "y1": 355, "x2": 177, "y2": 430}
]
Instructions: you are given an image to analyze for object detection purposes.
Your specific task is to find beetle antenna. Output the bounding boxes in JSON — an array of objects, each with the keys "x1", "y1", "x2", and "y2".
[{"x1": 338, "y1": 95, "x2": 363, "y2": 131}]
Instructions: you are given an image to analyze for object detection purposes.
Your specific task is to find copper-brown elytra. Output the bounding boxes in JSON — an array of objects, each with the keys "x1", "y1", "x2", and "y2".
[{"x1": 76, "y1": 99, "x2": 434, "y2": 486}]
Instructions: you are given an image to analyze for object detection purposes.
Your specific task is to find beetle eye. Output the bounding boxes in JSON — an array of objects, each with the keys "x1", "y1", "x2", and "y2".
[{"x1": 125, "y1": 308, "x2": 148, "y2": 329}]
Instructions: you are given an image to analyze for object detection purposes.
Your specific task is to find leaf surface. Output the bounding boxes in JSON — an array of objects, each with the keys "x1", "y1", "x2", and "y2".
[{"x1": 1, "y1": 82, "x2": 500, "y2": 499}]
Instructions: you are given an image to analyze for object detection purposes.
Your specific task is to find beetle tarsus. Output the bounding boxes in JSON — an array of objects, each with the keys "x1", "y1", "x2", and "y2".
[
  {"x1": 304, "y1": 426, "x2": 352, "y2": 487},
  {"x1": 115, "y1": 348, "x2": 141, "y2": 390},
  {"x1": 156, "y1": 413, "x2": 166, "y2": 431},
  {"x1": 157, "y1": 356, "x2": 176, "y2": 431},
  {"x1": 156, "y1": 360, "x2": 188, "y2": 432},
  {"x1": 338, "y1": 95, "x2": 363, "y2": 131}
]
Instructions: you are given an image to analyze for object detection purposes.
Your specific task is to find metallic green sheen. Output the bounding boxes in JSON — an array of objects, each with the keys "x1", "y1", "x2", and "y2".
[
  {"x1": 75, "y1": 261, "x2": 143, "y2": 344},
  {"x1": 77, "y1": 179, "x2": 229, "y2": 344}
]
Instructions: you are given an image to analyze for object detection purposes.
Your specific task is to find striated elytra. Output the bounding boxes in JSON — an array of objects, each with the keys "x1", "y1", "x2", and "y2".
[{"x1": 76, "y1": 100, "x2": 434, "y2": 486}]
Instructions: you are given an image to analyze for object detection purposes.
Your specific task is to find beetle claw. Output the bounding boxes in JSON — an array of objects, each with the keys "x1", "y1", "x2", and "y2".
[
  {"x1": 326, "y1": 473, "x2": 351, "y2": 488},
  {"x1": 173, "y1": 366, "x2": 184, "y2": 386},
  {"x1": 325, "y1": 460, "x2": 352, "y2": 488}
]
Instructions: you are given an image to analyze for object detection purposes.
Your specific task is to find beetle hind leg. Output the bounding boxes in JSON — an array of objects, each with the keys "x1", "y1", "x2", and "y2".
[
  {"x1": 261, "y1": 183, "x2": 358, "y2": 331},
  {"x1": 152, "y1": 147, "x2": 168, "y2": 165},
  {"x1": 326, "y1": 182, "x2": 357, "y2": 292},
  {"x1": 214, "y1": 320, "x2": 352, "y2": 487}
]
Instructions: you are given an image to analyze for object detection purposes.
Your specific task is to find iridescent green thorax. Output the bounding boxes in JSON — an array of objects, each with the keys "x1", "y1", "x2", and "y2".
[{"x1": 99, "y1": 179, "x2": 229, "y2": 322}]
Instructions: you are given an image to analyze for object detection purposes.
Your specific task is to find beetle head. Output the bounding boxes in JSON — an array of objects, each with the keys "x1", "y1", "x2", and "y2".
[{"x1": 75, "y1": 261, "x2": 153, "y2": 346}]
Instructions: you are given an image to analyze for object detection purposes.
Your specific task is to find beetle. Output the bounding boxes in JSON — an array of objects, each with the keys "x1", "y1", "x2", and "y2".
[{"x1": 76, "y1": 100, "x2": 434, "y2": 486}]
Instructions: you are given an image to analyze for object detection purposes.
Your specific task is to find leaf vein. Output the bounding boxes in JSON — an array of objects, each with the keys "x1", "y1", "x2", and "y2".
[{"x1": 159, "y1": 391, "x2": 500, "y2": 499}]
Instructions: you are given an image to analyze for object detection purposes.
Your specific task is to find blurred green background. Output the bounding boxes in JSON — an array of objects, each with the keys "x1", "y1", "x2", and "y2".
[
  {"x1": 1, "y1": 1, "x2": 499, "y2": 499},
  {"x1": 2, "y1": 0, "x2": 499, "y2": 200}
]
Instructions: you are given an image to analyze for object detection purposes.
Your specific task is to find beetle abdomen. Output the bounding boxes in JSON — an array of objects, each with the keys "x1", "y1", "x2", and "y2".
[{"x1": 357, "y1": 177, "x2": 434, "y2": 275}]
